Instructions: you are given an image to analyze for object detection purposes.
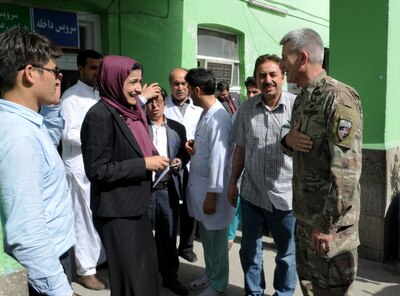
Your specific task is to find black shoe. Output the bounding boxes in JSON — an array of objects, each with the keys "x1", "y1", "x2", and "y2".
[
  {"x1": 97, "y1": 261, "x2": 108, "y2": 270},
  {"x1": 162, "y1": 279, "x2": 189, "y2": 296},
  {"x1": 178, "y1": 248, "x2": 198, "y2": 262}
]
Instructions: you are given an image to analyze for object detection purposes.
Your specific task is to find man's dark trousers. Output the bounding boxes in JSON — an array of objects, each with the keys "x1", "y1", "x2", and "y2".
[{"x1": 149, "y1": 182, "x2": 180, "y2": 281}]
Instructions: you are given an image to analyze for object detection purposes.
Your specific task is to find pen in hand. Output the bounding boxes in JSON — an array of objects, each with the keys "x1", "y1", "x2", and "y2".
[{"x1": 170, "y1": 159, "x2": 181, "y2": 172}]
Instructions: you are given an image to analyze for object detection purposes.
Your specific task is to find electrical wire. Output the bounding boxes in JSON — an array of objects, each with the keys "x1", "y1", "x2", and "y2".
[{"x1": 247, "y1": 6, "x2": 280, "y2": 45}]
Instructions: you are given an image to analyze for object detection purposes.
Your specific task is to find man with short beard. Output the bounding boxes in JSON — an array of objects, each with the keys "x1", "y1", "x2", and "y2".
[{"x1": 61, "y1": 50, "x2": 107, "y2": 290}]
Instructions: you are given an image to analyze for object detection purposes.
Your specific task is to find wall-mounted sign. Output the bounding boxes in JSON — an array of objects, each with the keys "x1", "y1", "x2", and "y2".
[
  {"x1": 0, "y1": 3, "x2": 31, "y2": 34},
  {"x1": 33, "y1": 8, "x2": 79, "y2": 48}
]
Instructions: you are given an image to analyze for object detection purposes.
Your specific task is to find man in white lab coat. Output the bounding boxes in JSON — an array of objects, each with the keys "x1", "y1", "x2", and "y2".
[
  {"x1": 61, "y1": 50, "x2": 107, "y2": 290},
  {"x1": 164, "y1": 67, "x2": 203, "y2": 263},
  {"x1": 185, "y1": 68, "x2": 234, "y2": 296}
]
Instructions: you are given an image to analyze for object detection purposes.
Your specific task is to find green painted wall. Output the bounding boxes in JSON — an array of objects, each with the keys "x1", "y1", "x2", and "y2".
[
  {"x1": 330, "y1": 0, "x2": 393, "y2": 149},
  {"x1": 111, "y1": 0, "x2": 329, "y2": 93},
  {"x1": 181, "y1": 0, "x2": 329, "y2": 95},
  {"x1": 4, "y1": 0, "x2": 107, "y2": 13},
  {"x1": 106, "y1": 0, "x2": 185, "y2": 89},
  {"x1": 1, "y1": 0, "x2": 329, "y2": 94},
  {"x1": 385, "y1": 0, "x2": 400, "y2": 149},
  {"x1": 110, "y1": 0, "x2": 329, "y2": 91}
]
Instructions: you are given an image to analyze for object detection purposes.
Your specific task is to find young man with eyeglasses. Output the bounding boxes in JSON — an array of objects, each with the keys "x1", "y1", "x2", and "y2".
[
  {"x1": 0, "y1": 28, "x2": 76, "y2": 295},
  {"x1": 17, "y1": 65, "x2": 62, "y2": 78},
  {"x1": 145, "y1": 88, "x2": 190, "y2": 296},
  {"x1": 60, "y1": 50, "x2": 108, "y2": 291}
]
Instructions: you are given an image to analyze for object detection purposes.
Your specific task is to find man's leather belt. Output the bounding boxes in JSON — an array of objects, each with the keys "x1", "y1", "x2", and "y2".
[{"x1": 153, "y1": 181, "x2": 169, "y2": 191}]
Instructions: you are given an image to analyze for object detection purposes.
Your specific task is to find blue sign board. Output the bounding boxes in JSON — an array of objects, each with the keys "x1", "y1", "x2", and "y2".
[{"x1": 33, "y1": 8, "x2": 79, "y2": 48}]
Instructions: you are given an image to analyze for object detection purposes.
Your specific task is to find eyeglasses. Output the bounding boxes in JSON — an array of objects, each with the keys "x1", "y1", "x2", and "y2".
[
  {"x1": 147, "y1": 98, "x2": 164, "y2": 106},
  {"x1": 34, "y1": 66, "x2": 62, "y2": 80},
  {"x1": 17, "y1": 64, "x2": 62, "y2": 80}
]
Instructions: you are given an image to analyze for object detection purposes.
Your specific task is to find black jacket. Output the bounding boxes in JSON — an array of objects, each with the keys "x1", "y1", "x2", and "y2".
[{"x1": 81, "y1": 101, "x2": 153, "y2": 217}]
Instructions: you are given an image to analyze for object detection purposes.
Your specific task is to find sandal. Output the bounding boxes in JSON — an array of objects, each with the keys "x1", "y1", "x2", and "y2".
[{"x1": 189, "y1": 274, "x2": 210, "y2": 290}]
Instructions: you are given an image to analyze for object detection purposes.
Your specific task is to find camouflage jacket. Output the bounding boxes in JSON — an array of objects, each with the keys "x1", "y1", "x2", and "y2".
[{"x1": 282, "y1": 71, "x2": 363, "y2": 255}]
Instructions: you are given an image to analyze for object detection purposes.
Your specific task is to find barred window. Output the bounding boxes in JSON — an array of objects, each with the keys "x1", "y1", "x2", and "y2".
[{"x1": 197, "y1": 28, "x2": 240, "y2": 90}]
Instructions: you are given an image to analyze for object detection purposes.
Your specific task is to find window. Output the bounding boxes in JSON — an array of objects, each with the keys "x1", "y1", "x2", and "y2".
[
  {"x1": 197, "y1": 28, "x2": 240, "y2": 91},
  {"x1": 79, "y1": 13, "x2": 101, "y2": 51},
  {"x1": 206, "y1": 62, "x2": 232, "y2": 83}
]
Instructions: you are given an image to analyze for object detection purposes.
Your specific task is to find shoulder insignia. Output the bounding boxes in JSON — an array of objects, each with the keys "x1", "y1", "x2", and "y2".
[{"x1": 338, "y1": 119, "x2": 352, "y2": 141}]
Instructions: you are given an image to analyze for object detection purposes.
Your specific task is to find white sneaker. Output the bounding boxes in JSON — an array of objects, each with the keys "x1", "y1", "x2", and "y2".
[{"x1": 198, "y1": 286, "x2": 226, "y2": 296}]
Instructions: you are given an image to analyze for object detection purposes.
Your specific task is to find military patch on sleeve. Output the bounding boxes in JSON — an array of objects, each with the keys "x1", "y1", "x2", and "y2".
[
  {"x1": 331, "y1": 104, "x2": 359, "y2": 148},
  {"x1": 338, "y1": 119, "x2": 352, "y2": 141}
]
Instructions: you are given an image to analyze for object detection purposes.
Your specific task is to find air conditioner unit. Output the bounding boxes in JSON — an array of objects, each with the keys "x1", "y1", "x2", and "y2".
[
  {"x1": 197, "y1": 58, "x2": 239, "y2": 89},
  {"x1": 206, "y1": 61, "x2": 233, "y2": 84}
]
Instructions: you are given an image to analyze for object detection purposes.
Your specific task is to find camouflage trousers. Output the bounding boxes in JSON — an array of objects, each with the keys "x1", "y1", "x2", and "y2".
[{"x1": 295, "y1": 221, "x2": 358, "y2": 296}]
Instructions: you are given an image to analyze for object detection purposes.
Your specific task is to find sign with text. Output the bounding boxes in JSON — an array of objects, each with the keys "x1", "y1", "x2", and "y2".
[
  {"x1": 0, "y1": 3, "x2": 31, "y2": 34},
  {"x1": 33, "y1": 8, "x2": 79, "y2": 48}
]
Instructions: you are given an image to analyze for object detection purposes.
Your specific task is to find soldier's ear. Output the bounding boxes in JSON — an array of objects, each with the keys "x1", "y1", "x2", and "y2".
[{"x1": 299, "y1": 51, "x2": 308, "y2": 65}]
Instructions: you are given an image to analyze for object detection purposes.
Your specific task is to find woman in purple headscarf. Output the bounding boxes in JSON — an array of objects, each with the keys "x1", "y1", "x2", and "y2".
[{"x1": 81, "y1": 55, "x2": 169, "y2": 296}]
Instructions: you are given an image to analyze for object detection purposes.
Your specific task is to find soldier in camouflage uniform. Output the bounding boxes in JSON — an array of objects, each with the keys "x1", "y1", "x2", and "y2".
[{"x1": 279, "y1": 28, "x2": 363, "y2": 296}]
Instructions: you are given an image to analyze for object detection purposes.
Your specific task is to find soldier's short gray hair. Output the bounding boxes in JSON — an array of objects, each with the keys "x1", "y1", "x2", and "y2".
[{"x1": 280, "y1": 28, "x2": 324, "y2": 65}]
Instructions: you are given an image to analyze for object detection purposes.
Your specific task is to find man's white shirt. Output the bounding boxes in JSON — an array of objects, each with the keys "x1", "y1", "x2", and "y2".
[{"x1": 61, "y1": 80, "x2": 100, "y2": 173}]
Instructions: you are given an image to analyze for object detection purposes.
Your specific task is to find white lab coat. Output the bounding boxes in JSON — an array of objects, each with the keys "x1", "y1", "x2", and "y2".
[
  {"x1": 61, "y1": 80, "x2": 105, "y2": 275},
  {"x1": 186, "y1": 100, "x2": 234, "y2": 230}
]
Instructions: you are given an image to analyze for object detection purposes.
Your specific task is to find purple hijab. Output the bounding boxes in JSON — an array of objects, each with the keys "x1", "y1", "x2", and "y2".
[{"x1": 97, "y1": 55, "x2": 155, "y2": 157}]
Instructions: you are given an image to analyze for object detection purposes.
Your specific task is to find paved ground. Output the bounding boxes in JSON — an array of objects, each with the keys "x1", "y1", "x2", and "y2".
[{"x1": 73, "y1": 233, "x2": 400, "y2": 295}]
